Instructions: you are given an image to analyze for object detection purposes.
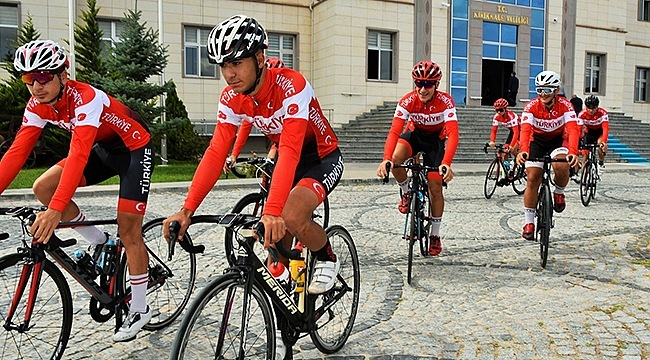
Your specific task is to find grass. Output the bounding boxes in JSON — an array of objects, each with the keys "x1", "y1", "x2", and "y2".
[{"x1": 7, "y1": 161, "x2": 204, "y2": 189}]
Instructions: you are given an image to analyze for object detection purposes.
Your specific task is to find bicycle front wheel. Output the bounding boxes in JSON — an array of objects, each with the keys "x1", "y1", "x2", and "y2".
[
  {"x1": 309, "y1": 225, "x2": 360, "y2": 354},
  {"x1": 418, "y1": 190, "x2": 431, "y2": 258},
  {"x1": 170, "y1": 273, "x2": 274, "y2": 360},
  {"x1": 537, "y1": 186, "x2": 553, "y2": 268},
  {"x1": 225, "y1": 192, "x2": 265, "y2": 265},
  {"x1": 579, "y1": 161, "x2": 593, "y2": 207},
  {"x1": 0, "y1": 254, "x2": 73, "y2": 360},
  {"x1": 118, "y1": 218, "x2": 197, "y2": 330},
  {"x1": 511, "y1": 164, "x2": 527, "y2": 195},
  {"x1": 483, "y1": 158, "x2": 500, "y2": 199},
  {"x1": 406, "y1": 192, "x2": 418, "y2": 285}
]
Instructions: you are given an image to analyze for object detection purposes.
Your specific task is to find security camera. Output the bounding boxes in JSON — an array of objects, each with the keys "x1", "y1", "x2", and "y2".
[
  {"x1": 553, "y1": 17, "x2": 558, "y2": 23},
  {"x1": 441, "y1": 2, "x2": 451, "y2": 8}
]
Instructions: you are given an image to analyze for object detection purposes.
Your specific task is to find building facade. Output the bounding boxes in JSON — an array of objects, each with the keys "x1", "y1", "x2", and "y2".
[{"x1": 1, "y1": 0, "x2": 649, "y2": 131}]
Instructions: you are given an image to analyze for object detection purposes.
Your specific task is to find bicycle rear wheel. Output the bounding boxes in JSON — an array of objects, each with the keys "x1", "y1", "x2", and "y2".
[
  {"x1": 170, "y1": 273, "x2": 274, "y2": 359},
  {"x1": 511, "y1": 164, "x2": 527, "y2": 195},
  {"x1": 118, "y1": 218, "x2": 197, "y2": 330},
  {"x1": 537, "y1": 185, "x2": 553, "y2": 268},
  {"x1": 0, "y1": 254, "x2": 73, "y2": 360},
  {"x1": 483, "y1": 158, "x2": 500, "y2": 199},
  {"x1": 579, "y1": 161, "x2": 593, "y2": 207},
  {"x1": 309, "y1": 225, "x2": 360, "y2": 354}
]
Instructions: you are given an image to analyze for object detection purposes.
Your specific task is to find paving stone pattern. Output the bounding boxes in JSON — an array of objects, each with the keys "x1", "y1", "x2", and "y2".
[{"x1": 1, "y1": 168, "x2": 649, "y2": 359}]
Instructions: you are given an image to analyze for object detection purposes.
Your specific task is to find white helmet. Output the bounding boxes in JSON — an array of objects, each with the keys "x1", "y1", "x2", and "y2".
[
  {"x1": 14, "y1": 40, "x2": 68, "y2": 73},
  {"x1": 535, "y1": 70, "x2": 561, "y2": 88},
  {"x1": 207, "y1": 15, "x2": 268, "y2": 65}
]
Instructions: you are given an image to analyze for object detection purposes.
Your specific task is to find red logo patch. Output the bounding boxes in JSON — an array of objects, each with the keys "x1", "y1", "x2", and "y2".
[
  {"x1": 218, "y1": 111, "x2": 227, "y2": 120},
  {"x1": 287, "y1": 104, "x2": 299, "y2": 116},
  {"x1": 448, "y1": 113, "x2": 454, "y2": 118},
  {"x1": 22, "y1": 116, "x2": 28, "y2": 123},
  {"x1": 77, "y1": 113, "x2": 86, "y2": 121},
  {"x1": 396, "y1": 110, "x2": 403, "y2": 117}
]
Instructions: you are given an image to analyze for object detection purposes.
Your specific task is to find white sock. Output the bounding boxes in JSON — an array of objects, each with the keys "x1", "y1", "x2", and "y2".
[
  {"x1": 397, "y1": 179, "x2": 409, "y2": 194},
  {"x1": 70, "y1": 212, "x2": 107, "y2": 246},
  {"x1": 553, "y1": 185, "x2": 565, "y2": 195},
  {"x1": 129, "y1": 273, "x2": 148, "y2": 313},
  {"x1": 524, "y1": 208, "x2": 535, "y2": 224},
  {"x1": 431, "y1": 217, "x2": 442, "y2": 236}
]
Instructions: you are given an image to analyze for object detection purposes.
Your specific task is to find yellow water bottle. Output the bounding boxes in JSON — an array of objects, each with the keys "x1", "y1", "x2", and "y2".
[{"x1": 290, "y1": 241, "x2": 306, "y2": 293}]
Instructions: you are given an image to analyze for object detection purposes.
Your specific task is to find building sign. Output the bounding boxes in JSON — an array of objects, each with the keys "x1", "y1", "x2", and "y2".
[{"x1": 473, "y1": 5, "x2": 529, "y2": 25}]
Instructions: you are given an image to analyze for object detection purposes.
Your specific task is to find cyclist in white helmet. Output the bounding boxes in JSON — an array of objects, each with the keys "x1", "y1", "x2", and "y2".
[
  {"x1": 162, "y1": 16, "x2": 343, "y2": 359},
  {"x1": 515, "y1": 70, "x2": 580, "y2": 240},
  {"x1": 1, "y1": 40, "x2": 155, "y2": 342}
]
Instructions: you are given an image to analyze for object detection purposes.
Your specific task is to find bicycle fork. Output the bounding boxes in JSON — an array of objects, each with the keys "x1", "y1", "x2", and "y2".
[{"x1": 3, "y1": 259, "x2": 43, "y2": 333}]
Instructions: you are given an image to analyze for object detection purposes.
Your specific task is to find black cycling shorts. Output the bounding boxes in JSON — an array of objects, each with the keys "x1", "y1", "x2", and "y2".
[
  {"x1": 293, "y1": 148, "x2": 344, "y2": 203},
  {"x1": 529, "y1": 135, "x2": 565, "y2": 160},
  {"x1": 583, "y1": 128, "x2": 603, "y2": 145},
  {"x1": 398, "y1": 130, "x2": 445, "y2": 168}
]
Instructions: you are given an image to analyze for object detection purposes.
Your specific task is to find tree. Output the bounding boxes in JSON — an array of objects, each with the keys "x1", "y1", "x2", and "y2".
[
  {"x1": 73, "y1": 0, "x2": 106, "y2": 83},
  {"x1": 95, "y1": 9, "x2": 171, "y2": 128}
]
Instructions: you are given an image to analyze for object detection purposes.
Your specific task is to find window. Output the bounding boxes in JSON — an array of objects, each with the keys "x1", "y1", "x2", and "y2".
[
  {"x1": 640, "y1": 0, "x2": 650, "y2": 21},
  {"x1": 98, "y1": 19, "x2": 123, "y2": 58},
  {"x1": 267, "y1": 33, "x2": 296, "y2": 69},
  {"x1": 0, "y1": 4, "x2": 18, "y2": 61},
  {"x1": 184, "y1": 26, "x2": 216, "y2": 78},
  {"x1": 635, "y1": 67, "x2": 649, "y2": 102},
  {"x1": 585, "y1": 53, "x2": 605, "y2": 94},
  {"x1": 367, "y1": 30, "x2": 395, "y2": 81}
]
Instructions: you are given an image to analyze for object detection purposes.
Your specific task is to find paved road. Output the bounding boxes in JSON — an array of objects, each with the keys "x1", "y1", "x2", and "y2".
[{"x1": 1, "y1": 165, "x2": 650, "y2": 359}]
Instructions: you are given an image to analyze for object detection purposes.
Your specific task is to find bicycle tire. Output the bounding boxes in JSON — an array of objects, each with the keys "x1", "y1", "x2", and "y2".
[
  {"x1": 418, "y1": 189, "x2": 431, "y2": 258},
  {"x1": 0, "y1": 139, "x2": 36, "y2": 169},
  {"x1": 0, "y1": 253, "x2": 73, "y2": 360},
  {"x1": 483, "y1": 158, "x2": 500, "y2": 199},
  {"x1": 537, "y1": 185, "x2": 553, "y2": 268},
  {"x1": 309, "y1": 225, "x2": 360, "y2": 354},
  {"x1": 406, "y1": 191, "x2": 418, "y2": 285},
  {"x1": 579, "y1": 161, "x2": 593, "y2": 207},
  {"x1": 117, "y1": 218, "x2": 197, "y2": 330},
  {"x1": 511, "y1": 164, "x2": 527, "y2": 195},
  {"x1": 590, "y1": 164, "x2": 598, "y2": 200},
  {"x1": 225, "y1": 192, "x2": 265, "y2": 265},
  {"x1": 170, "y1": 273, "x2": 274, "y2": 360}
]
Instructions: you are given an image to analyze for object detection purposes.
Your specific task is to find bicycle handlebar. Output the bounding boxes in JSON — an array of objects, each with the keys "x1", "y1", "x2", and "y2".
[
  {"x1": 252, "y1": 222, "x2": 302, "y2": 261},
  {"x1": 167, "y1": 220, "x2": 206, "y2": 261},
  {"x1": 482, "y1": 142, "x2": 508, "y2": 154}
]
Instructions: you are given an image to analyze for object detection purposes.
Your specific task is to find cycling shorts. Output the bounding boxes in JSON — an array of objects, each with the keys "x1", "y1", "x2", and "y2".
[
  {"x1": 527, "y1": 135, "x2": 565, "y2": 169},
  {"x1": 583, "y1": 128, "x2": 604, "y2": 145},
  {"x1": 294, "y1": 148, "x2": 344, "y2": 205},
  {"x1": 397, "y1": 130, "x2": 445, "y2": 168},
  {"x1": 505, "y1": 129, "x2": 516, "y2": 145},
  {"x1": 57, "y1": 142, "x2": 154, "y2": 215}
]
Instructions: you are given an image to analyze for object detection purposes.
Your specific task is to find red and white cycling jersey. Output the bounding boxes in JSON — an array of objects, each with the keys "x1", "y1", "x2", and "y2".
[
  {"x1": 382, "y1": 90, "x2": 459, "y2": 165},
  {"x1": 519, "y1": 96, "x2": 581, "y2": 155},
  {"x1": 184, "y1": 67, "x2": 338, "y2": 217},
  {"x1": 0, "y1": 80, "x2": 150, "y2": 212},
  {"x1": 578, "y1": 107, "x2": 609, "y2": 138},
  {"x1": 490, "y1": 110, "x2": 520, "y2": 148}
]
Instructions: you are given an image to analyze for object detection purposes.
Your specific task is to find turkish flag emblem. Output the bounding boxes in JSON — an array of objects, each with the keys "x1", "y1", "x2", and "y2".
[{"x1": 288, "y1": 104, "x2": 299, "y2": 116}]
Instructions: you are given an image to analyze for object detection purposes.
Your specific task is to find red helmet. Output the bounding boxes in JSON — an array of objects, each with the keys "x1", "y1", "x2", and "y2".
[
  {"x1": 265, "y1": 57, "x2": 285, "y2": 68},
  {"x1": 411, "y1": 60, "x2": 442, "y2": 81},
  {"x1": 493, "y1": 98, "x2": 509, "y2": 110}
]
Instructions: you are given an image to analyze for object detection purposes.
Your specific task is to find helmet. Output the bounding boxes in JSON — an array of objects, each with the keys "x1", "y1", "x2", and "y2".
[
  {"x1": 584, "y1": 95, "x2": 599, "y2": 108},
  {"x1": 411, "y1": 60, "x2": 442, "y2": 81},
  {"x1": 265, "y1": 57, "x2": 285, "y2": 68},
  {"x1": 14, "y1": 40, "x2": 68, "y2": 73},
  {"x1": 493, "y1": 98, "x2": 509, "y2": 110},
  {"x1": 207, "y1": 15, "x2": 268, "y2": 65},
  {"x1": 535, "y1": 70, "x2": 561, "y2": 88}
]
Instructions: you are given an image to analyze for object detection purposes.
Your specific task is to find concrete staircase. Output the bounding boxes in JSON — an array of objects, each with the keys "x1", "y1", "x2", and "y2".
[{"x1": 337, "y1": 103, "x2": 649, "y2": 164}]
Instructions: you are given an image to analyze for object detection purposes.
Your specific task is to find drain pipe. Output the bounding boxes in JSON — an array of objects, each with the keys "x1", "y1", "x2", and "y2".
[{"x1": 309, "y1": 0, "x2": 316, "y2": 84}]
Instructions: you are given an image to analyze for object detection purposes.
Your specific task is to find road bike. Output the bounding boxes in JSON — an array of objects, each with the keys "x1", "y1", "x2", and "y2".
[
  {"x1": 169, "y1": 213, "x2": 360, "y2": 359},
  {"x1": 579, "y1": 142, "x2": 605, "y2": 207},
  {"x1": 525, "y1": 155, "x2": 569, "y2": 268},
  {"x1": 482, "y1": 143, "x2": 527, "y2": 198},
  {"x1": 0, "y1": 206, "x2": 202, "y2": 360},
  {"x1": 224, "y1": 156, "x2": 330, "y2": 265},
  {"x1": 384, "y1": 154, "x2": 443, "y2": 285}
]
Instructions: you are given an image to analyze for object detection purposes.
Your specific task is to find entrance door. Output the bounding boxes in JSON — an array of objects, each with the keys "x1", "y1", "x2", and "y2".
[{"x1": 481, "y1": 60, "x2": 513, "y2": 106}]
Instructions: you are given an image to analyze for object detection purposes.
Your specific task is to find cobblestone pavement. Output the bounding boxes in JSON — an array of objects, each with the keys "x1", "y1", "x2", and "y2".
[{"x1": 1, "y1": 166, "x2": 650, "y2": 359}]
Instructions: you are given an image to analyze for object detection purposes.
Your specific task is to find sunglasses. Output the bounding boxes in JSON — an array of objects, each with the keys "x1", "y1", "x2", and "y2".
[
  {"x1": 414, "y1": 80, "x2": 437, "y2": 89},
  {"x1": 21, "y1": 71, "x2": 56, "y2": 86},
  {"x1": 495, "y1": 108, "x2": 506, "y2": 113},
  {"x1": 535, "y1": 87, "x2": 556, "y2": 95}
]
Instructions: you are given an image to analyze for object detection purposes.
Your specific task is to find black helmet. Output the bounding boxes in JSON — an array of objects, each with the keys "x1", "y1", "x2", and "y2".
[{"x1": 585, "y1": 95, "x2": 599, "y2": 109}]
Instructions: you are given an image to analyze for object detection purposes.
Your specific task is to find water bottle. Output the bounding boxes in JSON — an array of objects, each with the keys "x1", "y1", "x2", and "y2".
[
  {"x1": 289, "y1": 242, "x2": 306, "y2": 293},
  {"x1": 74, "y1": 250, "x2": 97, "y2": 277},
  {"x1": 100, "y1": 238, "x2": 117, "y2": 275},
  {"x1": 503, "y1": 160, "x2": 511, "y2": 171},
  {"x1": 268, "y1": 261, "x2": 291, "y2": 293}
]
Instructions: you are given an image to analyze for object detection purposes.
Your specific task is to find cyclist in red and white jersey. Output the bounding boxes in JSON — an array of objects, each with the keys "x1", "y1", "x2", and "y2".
[
  {"x1": 488, "y1": 97, "x2": 520, "y2": 165},
  {"x1": 578, "y1": 95, "x2": 608, "y2": 168},
  {"x1": 0, "y1": 40, "x2": 154, "y2": 341},
  {"x1": 376, "y1": 60, "x2": 458, "y2": 256},
  {"x1": 223, "y1": 57, "x2": 285, "y2": 170},
  {"x1": 162, "y1": 14, "x2": 342, "y2": 298},
  {"x1": 515, "y1": 70, "x2": 580, "y2": 240}
]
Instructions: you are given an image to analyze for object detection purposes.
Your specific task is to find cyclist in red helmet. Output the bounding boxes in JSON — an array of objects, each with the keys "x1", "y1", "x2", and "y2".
[
  {"x1": 578, "y1": 95, "x2": 608, "y2": 168},
  {"x1": 488, "y1": 98, "x2": 520, "y2": 167},
  {"x1": 376, "y1": 60, "x2": 459, "y2": 256}
]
